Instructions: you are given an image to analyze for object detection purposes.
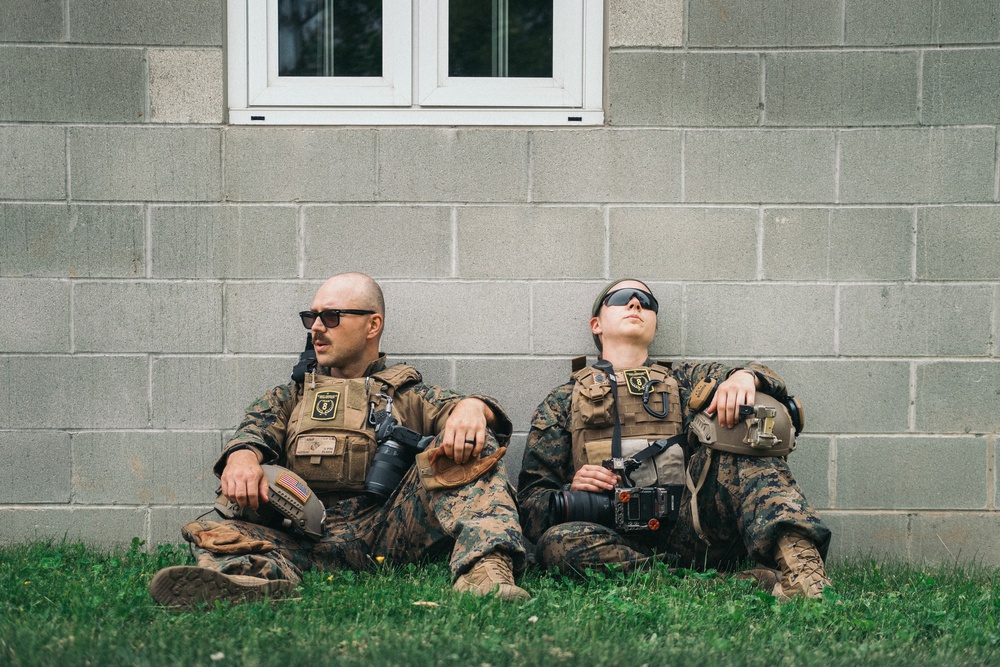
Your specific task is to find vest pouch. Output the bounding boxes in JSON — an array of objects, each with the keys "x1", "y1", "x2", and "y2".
[
  {"x1": 584, "y1": 438, "x2": 685, "y2": 490},
  {"x1": 575, "y1": 381, "x2": 615, "y2": 428},
  {"x1": 290, "y1": 432, "x2": 375, "y2": 490}
]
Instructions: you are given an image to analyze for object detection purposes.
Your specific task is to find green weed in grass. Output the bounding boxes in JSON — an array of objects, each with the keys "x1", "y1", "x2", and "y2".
[{"x1": 1, "y1": 540, "x2": 998, "y2": 666}]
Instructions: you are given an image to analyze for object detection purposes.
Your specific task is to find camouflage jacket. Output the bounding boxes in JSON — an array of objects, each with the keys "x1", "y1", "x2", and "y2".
[
  {"x1": 213, "y1": 354, "x2": 513, "y2": 478},
  {"x1": 516, "y1": 360, "x2": 786, "y2": 542}
]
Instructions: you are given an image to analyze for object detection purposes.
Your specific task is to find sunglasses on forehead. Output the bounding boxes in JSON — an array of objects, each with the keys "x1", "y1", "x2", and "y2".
[
  {"x1": 299, "y1": 309, "x2": 376, "y2": 329},
  {"x1": 602, "y1": 287, "x2": 659, "y2": 313}
]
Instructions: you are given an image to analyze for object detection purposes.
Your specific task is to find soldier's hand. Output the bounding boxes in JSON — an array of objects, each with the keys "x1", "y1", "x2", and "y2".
[
  {"x1": 571, "y1": 464, "x2": 620, "y2": 492},
  {"x1": 221, "y1": 449, "x2": 268, "y2": 510},
  {"x1": 707, "y1": 370, "x2": 757, "y2": 429},
  {"x1": 441, "y1": 397, "x2": 490, "y2": 464}
]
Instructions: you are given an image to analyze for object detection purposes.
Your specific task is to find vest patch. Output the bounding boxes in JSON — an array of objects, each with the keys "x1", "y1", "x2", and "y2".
[
  {"x1": 311, "y1": 390, "x2": 340, "y2": 420},
  {"x1": 623, "y1": 368, "x2": 651, "y2": 396}
]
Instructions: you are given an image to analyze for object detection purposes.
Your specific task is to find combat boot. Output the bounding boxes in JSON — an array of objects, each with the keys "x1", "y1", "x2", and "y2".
[
  {"x1": 453, "y1": 552, "x2": 530, "y2": 601},
  {"x1": 771, "y1": 532, "x2": 830, "y2": 601},
  {"x1": 149, "y1": 565, "x2": 295, "y2": 609}
]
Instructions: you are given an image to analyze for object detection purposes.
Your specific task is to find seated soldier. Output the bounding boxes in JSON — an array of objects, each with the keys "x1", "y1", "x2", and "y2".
[
  {"x1": 150, "y1": 272, "x2": 528, "y2": 607},
  {"x1": 517, "y1": 279, "x2": 831, "y2": 600}
]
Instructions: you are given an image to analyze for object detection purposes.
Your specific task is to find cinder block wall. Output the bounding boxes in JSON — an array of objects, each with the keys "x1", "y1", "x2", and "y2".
[{"x1": 2, "y1": 0, "x2": 1000, "y2": 564}]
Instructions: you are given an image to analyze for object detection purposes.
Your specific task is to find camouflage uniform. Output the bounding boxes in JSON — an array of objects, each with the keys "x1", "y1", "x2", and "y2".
[
  {"x1": 517, "y1": 360, "x2": 830, "y2": 575},
  {"x1": 188, "y1": 355, "x2": 525, "y2": 584}
]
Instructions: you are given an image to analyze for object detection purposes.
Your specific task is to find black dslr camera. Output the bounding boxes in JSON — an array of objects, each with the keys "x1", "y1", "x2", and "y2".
[
  {"x1": 364, "y1": 393, "x2": 434, "y2": 500},
  {"x1": 548, "y1": 458, "x2": 682, "y2": 532}
]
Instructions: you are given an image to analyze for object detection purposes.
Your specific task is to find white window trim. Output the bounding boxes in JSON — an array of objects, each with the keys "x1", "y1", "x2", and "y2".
[{"x1": 227, "y1": 0, "x2": 605, "y2": 126}]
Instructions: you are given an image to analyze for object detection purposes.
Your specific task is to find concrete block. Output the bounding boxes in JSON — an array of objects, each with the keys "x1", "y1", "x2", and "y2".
[
  {"x1": 923, "y1": 49, "x2": 1000, "y2": 125},
  {"x1": 72, "y1": 431, "x2": 219, "y2": 504},
  {"x1": 609, "y1": 0, "x2": 682, "y2": 47},
  {"x1": 684, "y1": 284, "x2": 835, "y2": 356},
  {"x1": 225, "y1": 128, "x2": 376, "y2": 202},
  {"x1": 152, "y1": 205, "x2": 298, "y2": 279},
  {"x1": 69, "y1": 0, "x2": 223, "y2": 45},
  {"x1": 0, "y1": 355, "x2": 148, "y2": 428},
  {"x1": 0, "y1": 0, "x2": 64, "y2": 41},
  {"x1": 610, "y1": 208, "x2": 757, "y2": 280},
  {"x1": 530, "y1": 281, "x2": 684, "y2": 357},
  {"x1": 380, "y1": 282, "x2": 530, "y2": 354},
  {"x1": 685, "y1": 130, "x2": 835, "y2": 203},
  {"x1": 771, "y1": 360, "x2": 911, "y2": 433},
  {"x1": 839, "y1": 285, "x2": 992, "y2": 356},
  {"x1": 402, "y1": 357, "x2": 454, "y2": 389},
  {"x1": 531, "y1": 130, "x2": 682, "y2": 203},
  {"x1": 0, "y1": 126, "x2": 65, "y2": 200},
  {"x1": 149, "y1": 48, "x2": 224, "y2": 124},
  {"x1": 911, "y1": 512, "x2": 1000, "y2": 566},
  {"x1": 837, "y1": 436, "x2": 988, "y2": 509},
  {"x1": 378, "y1": 130, "x2": 528, "y2": 203},
  {"x1": 0, "y1": 279, "x2": 70, "y2": 352},
  {"x1": 821, "y1": 511, "x2": 911, "y2": 562},
  {"x1": 225, "y1": 281, "x2": 322, "y2": 354},
  {"x1": 764, "y1": 52, "x2": 919, "y2": 126},
  {"x1": 305, "y1": 206, "x2": 452, "y2": 279},
  {"x1": 610, "y1": 52, "x2": 759, "y2": 127},
  {"x1": 916, "y1": 362, "x2": 1000, "y2": 433},
  {"x1": 74, "y1": 281, "x2": 223, "y2": 353},
  {"x1": 0, "y1": 508, "x2": 148, "y2": 548},
  {"x1": 763, "y1": 208, "x2": 913, "y2": 280},
  {"x1": 0, "y1": 431, "x2": 72, "y2": 503},
  {"x1": 454, "y1": 358, "x2": 569, "y2": 432},
  {"x1": 150, "y1": 505, "x2": 215, "y2": 545},
  {"x1": 71, "y1": 127, "x2": 222, "y2": 202},
  {"x1": 845, "y1": 0, "x2": 1000, "y2": 45},
  {"x1": 917, "y1": 206, "x2": 1000, "y2": 281},
  {"x1": 688, "y1": 0, "x2": 841, "y2": 46},
  {"x1": 151, "y1": 356, "x2": 296, "y2": 429},
  {"x1": 0, "y1": 47, "x2": 144, "y2": 122},
  {"x1": 789, "y1": 435, "x2": 830, "y2": 509},
  {"x1": 0, "y1": 204, "x2": 144, "y2": 278},
  {"x1": 840, "y1": 128, "x2": 995, "y2": 203},
  {"x1": 457, "y1": 206, "x2": 605, "y2": 278},
  {"x1": 505, "y1": 433, "x2": 527, "y2": 484}
]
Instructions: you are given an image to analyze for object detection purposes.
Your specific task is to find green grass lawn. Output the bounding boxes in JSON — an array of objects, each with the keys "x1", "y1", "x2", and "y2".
[{"x1": 1, "y1": 539, "x2": 999, "y2": 667}]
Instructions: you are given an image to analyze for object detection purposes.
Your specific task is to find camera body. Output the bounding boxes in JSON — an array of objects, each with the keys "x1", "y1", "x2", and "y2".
[
  {"x1": 364, "y1": 407, "x2": 434, "y2": 500},
  {"x1": 548, "y1": 457, "x2": 683, "y2": 532}
]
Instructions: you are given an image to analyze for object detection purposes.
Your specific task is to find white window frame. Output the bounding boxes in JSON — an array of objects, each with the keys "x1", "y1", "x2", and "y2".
[{"x1": 227, "y1": 0, "x2": 604, "y2": 126}]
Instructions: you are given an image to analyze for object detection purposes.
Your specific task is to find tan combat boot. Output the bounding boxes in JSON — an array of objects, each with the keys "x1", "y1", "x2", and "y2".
[
  {"x1": 453, "y1": 552, "x2": 530, "y2": 601},
  {"x1": 149, "y1": 565, "x2": 295, "y2": 609},
  {"x1": 772, "y1": 532, "x2": 831, "y2": 601}
]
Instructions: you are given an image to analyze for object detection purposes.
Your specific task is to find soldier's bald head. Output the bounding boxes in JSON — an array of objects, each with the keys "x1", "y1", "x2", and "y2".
[{"x1": 316, "y1": 272, "x2": 385, "y2": 316}]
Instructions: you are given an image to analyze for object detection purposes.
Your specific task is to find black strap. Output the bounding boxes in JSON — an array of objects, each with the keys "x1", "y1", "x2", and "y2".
[
  {"x1": 594, "y1": 360, "x2": 623, "y2": 459},
  {"x1": 631, "y1": 433, "x2": 686, "y2": 464},
  {"x1": 291, "y1": 333, "x2": 317, "y2": 385}
]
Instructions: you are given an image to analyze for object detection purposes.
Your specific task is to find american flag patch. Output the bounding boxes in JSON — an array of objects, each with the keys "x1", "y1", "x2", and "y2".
[{"x1": 276, "y1": 471, "x2": 311, "y2": 503}]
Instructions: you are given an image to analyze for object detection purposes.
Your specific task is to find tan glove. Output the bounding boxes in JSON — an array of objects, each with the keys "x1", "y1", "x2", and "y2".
[
  {"x1": 181, "y1": 519, "x2": 276, "y2": 555},
  {"x1": 415, "y1": 445, "x2": 507, "y2": 491}
]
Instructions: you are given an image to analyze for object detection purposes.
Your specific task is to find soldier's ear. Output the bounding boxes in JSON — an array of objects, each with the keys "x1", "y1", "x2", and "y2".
[
  {"x1": 590, "y1": 315, "x2": 602, "y2": 336},
  {"x1": 367, "y1": 313, "x2": 384, "y2": 339}
]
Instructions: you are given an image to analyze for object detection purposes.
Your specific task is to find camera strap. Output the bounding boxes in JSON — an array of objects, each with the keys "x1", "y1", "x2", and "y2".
[
  {"x1": 594, "y1": 360, "x2": 623, "y2": 459},
  {"x1": 631, "y1": 433, "x2": 686, "y2": 464}
]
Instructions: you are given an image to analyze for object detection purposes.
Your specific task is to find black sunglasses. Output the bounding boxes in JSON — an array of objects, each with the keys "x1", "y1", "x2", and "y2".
[
  {"x1": 299, "y1": 309, "x2": 376, "y2": 329},
  {"x1": 602, "y1": 288, "x2": 659, "y2": 313}
]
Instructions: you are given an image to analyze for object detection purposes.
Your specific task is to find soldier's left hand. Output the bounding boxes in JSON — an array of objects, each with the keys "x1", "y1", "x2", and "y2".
[
  {"x1": 707, "y1": 370, "x2": 756, "y2": 429},
  {"x1": 441, "y1": 398, "x2": 489, "y2": 464}
]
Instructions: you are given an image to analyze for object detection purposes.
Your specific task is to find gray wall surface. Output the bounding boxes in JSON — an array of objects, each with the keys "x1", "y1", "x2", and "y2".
[{"x1": 2, "y1": 0, "x2": 1000, "y2": 565}]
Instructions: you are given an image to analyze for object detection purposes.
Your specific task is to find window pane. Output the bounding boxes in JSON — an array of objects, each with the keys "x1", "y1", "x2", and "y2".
[
  {"x1": 278, "y1": 0, "x2": 382, "y2": 77},
  {"x1": 449, "y1": 0, "x2": 553, "y2": 78}
]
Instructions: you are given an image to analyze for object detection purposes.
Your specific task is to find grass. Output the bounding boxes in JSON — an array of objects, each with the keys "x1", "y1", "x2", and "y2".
[{"x1": 1, "y1": 539, "x2": 999, "y2": 666}]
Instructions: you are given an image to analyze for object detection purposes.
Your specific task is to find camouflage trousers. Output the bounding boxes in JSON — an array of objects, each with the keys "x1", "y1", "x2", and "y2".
[
  {"x1": 186, "y1": 448, "x2": 526, "y2": 584},
  {"x1": 535, "y1": 446, "x2": 831, "y2": 575}
]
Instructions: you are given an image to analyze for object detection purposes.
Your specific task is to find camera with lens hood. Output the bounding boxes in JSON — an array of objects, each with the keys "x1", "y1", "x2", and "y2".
[{"x1": 364, "y1": 395, "x2": 434, "y2": 500}]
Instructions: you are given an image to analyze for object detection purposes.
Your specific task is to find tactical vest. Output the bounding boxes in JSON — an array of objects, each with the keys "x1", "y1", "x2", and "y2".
[
  {"x1": 570, "y1": 361, "x2": 684, "y2": 488},
  {"x1": 285, "y1": 364, "x2": 421, "y2": 495}
]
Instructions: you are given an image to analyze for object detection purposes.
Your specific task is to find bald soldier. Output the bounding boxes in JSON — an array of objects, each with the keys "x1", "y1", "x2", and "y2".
[
  {"x1": 517, "y1": 279, "x2": 831, "y2": 600},
  {"x1": 151, "y1": 273, "x2": 528, "y2": 606}
]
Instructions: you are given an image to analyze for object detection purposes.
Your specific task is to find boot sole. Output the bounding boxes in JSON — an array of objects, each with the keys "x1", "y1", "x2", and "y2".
[{"x1": 149, "y1": 566, "x2": 295, "y2": 609}]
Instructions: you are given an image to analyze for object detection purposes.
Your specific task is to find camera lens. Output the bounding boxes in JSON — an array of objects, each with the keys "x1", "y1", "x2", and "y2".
[
  {"x1": 548, "y1": 490, "x2": 615, "y2": 528},
  {"x1": 365, "y1": 440, "x2": 416, "y2": 500}
]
